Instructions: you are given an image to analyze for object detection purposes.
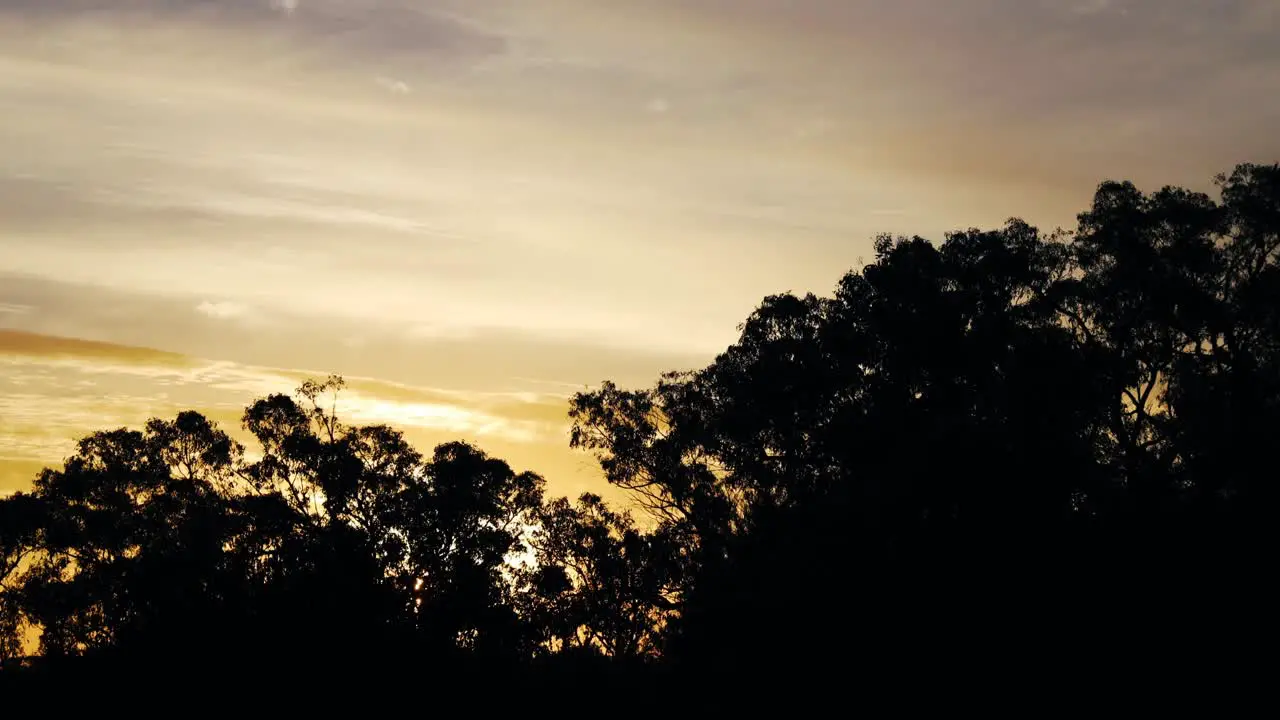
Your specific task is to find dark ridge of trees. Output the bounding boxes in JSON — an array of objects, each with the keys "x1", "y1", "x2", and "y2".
[{"x1": 2, "y1": 163, "x2": 1278, "y2": 694}]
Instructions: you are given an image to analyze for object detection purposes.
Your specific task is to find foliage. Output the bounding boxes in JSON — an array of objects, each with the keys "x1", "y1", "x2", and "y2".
[{"x1": 1, "y1": 163, "x2": 1278, "y2": 681}]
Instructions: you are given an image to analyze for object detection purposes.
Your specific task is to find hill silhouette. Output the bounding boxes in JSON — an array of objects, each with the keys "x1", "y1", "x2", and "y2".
[{"x1": 2, "y1": 163, "x2": 1278, "y2": 697}]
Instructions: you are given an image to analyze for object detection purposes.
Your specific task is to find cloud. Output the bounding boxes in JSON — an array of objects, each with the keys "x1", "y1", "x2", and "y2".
[
  {"x1": 0, "y1": 329, "x2": 191, "y2": 368},
  {"x1": 0, "y1": 275, "x2": 713, "y2": 398},
  {"x1": 269, "y1": 0, "x2": 299, "y2": 16},
  {"x1": 375, "y1": 76, "x2": 411, "y2": 95},
  {"x1": 0, "y1": 0, "x2": 509, "y2": 68},
  {"x1": 109, "y1": 190, "x2": 434, "y2": 234},
  {"x1": 0, "y1": 344, "x2": 606, "y2": 499},
  {"x1": 0, "y1": 331, "x2": 572, "y2": 468},
  {"x1": 405, "y1": 323, "x2": 481, "y2": 342},
  {"x1": 196, "y1": 300, "x2": 252, "y2": 321},
  {"x1": 3, "y1": 0, "x2": 1277, "y2": 395},
  {"x1": 1071, "y1": 0, "x2": 1119, "y2": 15}
]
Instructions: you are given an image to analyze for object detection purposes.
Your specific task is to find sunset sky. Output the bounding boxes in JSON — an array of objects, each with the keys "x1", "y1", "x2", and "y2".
[{"x1": 2, "y1": 0, "x2": 1278, "y2": 497}]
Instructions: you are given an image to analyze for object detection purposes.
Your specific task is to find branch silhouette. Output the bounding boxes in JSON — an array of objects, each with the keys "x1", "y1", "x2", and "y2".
[{"x1": 2, "y1": 163, "x2": 1278, "y2": 697}]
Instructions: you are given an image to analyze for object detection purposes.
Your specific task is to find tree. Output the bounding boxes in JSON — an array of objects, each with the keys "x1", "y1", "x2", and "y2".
[
  {"x1": 0, "y1": 413, "x2": 245, "y2": 656},
  {"x1": 569, "y1": 163, "x2": 1280, "y2": 670},
  {"x1": 3, "y1": 163, "x2": 1277, "y2": 685},
  {"x1": 392, "y1": 441, "x2": 545, "y2": 655},
  {"x1": 0, "y1": 377, "x2": 550, "y2": 665},
  {"x1": 518, "y1": 493, "x2": 679, "y2": 658}
]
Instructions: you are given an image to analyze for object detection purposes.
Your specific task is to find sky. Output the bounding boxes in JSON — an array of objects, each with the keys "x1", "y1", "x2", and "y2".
[{"x1": 2, "y1": 0, "x2": 1278, "y2": 498}]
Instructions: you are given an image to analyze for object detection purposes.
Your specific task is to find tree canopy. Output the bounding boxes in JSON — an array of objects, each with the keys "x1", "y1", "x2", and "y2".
[{"x1": 2, "y1": 163, "x2": 1278, "y2": 691}]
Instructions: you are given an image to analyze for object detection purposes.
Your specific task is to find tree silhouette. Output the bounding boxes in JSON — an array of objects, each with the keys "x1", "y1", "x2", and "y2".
[
  {"x1": 567, "y1": 162, "x2": 1280, "y2": 675},
  {"x1": 1, "y1": 163, "x2": 1277, "y2": 690},
  {"x1": 518, "y1": 492, "x2": 679, "y2": 658}
]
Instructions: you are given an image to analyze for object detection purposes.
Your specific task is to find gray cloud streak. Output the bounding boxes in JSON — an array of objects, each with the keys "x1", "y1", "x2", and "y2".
[{"x1": 2, "y1": 0, "x2": 1277, "y2": 361}]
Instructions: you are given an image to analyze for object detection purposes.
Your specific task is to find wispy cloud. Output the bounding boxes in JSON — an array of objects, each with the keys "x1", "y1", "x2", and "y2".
[
  {"x1": 0, "y1": 332, "x2": 574, "y2": 489},
  {"x1": 196, "y1": 300, "x2": 253, "y2": 321},
  {"x1": 0, "y1": 275, "x2": 708, "y2": 398},
  {"x1": 269, "y1": 0, "x2": 299, "y2": 16},
  {"x1": 0, "y1": 330, "x2": 191, "y2": 368},
  {"x1": 1070, "y1": 0, "x2": 1119, "y2": 15},
  {"x1": 375, "y1": 76, "x2": 412, "y2": 95},
  {"x1": 2, "y1": 0, "x2": 1276, "y2": 495}
]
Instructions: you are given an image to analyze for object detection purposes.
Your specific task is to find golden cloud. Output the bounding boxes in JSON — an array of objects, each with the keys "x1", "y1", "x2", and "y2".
[
  {"x1": 0, "y1": 331, "x2": 598, "y2": 497},
  {"x1": 0, "y1": 329, "x2": 193, "y2": 368}
]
